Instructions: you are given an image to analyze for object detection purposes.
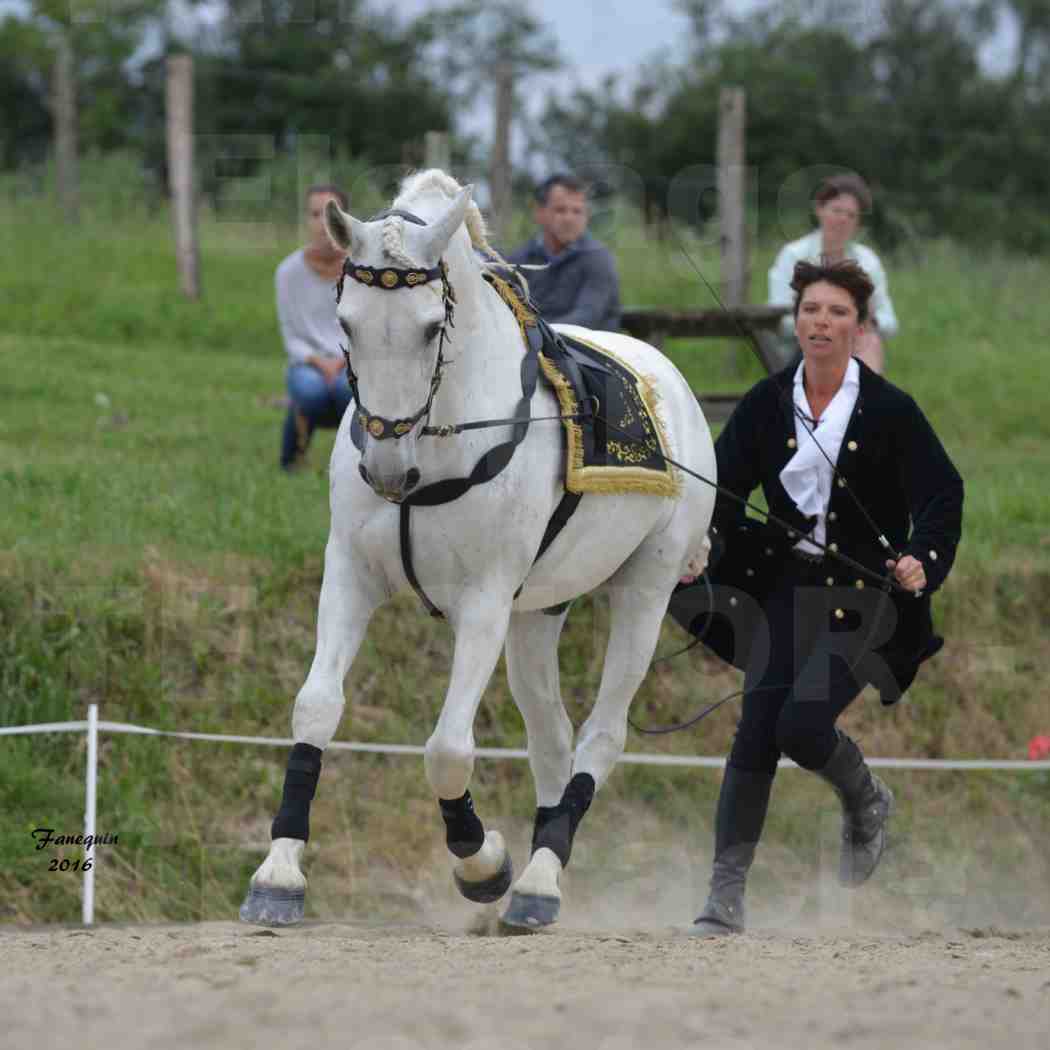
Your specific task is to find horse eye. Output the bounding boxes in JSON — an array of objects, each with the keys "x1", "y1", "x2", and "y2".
[{"x1": 424, "y1": 322, "x2": 443, "y2": 344}]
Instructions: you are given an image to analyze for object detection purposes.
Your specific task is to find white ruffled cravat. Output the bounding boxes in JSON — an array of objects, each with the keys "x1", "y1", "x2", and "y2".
[{"x1": 779, "y1": 358, "x2": 860, "y2": 554}]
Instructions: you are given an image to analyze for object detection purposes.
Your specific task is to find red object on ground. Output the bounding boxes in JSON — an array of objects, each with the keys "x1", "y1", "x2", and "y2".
[{"x1": 1027, "y1": 735, "x2": 1050, "y2": 761}]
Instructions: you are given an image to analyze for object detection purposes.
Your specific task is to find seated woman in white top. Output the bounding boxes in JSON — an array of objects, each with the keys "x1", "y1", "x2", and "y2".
[
  {"x1": 767, "y1": 173, "x2": 898, "y2": 374},
  {"x1": 277, "y1": 185, "x2": 352, "y2": 471}
]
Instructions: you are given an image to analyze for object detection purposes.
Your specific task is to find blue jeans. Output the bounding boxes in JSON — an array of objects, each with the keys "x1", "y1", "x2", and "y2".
[{"x1": 280, "y1": 363, "x2": 354, "y2": 468}]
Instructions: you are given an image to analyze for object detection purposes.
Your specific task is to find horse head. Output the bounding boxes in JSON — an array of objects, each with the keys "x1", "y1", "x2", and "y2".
[{"x1": 324, "y1": 182, "x2": 474, "y2": 503}]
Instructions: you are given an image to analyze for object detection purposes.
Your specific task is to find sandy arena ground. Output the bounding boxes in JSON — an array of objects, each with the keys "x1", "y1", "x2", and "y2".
[{"x1": 3, "y1": 917, "x2": 1048, "y2": 1050}]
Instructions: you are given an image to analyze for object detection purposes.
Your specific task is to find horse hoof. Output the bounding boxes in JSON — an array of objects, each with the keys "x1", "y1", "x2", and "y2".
[
  {"x1": 499, "y1": 891, "x2": 560, "y2": 931},
  {"x1": 454, "y1": 850, "x2": 514, "y2": 904},
  {"x1": 239, "y1": 885, "x2": 305, "y2": 926},
  {"x1": 688, "y1": 918, "x2": 742, "y2": 938}
]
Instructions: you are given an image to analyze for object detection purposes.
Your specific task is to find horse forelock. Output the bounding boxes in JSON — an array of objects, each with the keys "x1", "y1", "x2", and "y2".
[
  {"x1": 379, "y1": 168, "x2": 519, "y2": 288},
  {"x1": 395, "y1": 168, "x2": 492, "y2": 255},
  {"x1": 379, "y1": 214, "x2": 418, "y2": 269}
]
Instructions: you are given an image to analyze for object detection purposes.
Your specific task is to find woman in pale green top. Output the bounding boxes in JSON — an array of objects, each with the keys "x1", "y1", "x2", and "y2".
[{"x1": 768, "y1": 173, "x2": 898, "y2": 374}]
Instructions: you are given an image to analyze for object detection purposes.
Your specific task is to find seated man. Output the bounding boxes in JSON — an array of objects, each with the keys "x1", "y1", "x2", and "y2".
[
  {"x1": 507, "y1": 173, "x2": 621, "y2": 332},
  {"x1": 765, "y1": 173, "x2": 898, "y2": 374},
  {"x1": 277, "y1": 184, "x2": 353, "y2": 471}
]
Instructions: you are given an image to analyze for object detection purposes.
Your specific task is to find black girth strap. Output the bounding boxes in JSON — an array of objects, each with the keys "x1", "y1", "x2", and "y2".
[
  {"x1": 535, "y1": 491, "x2": 583, "y2": 567},
  {"x1": 400, "y1": 503, "x2": 442, "y2": 618}
]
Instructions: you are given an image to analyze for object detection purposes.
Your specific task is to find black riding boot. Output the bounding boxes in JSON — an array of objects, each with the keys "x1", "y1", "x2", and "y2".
[
  {"x1": 816, "y1": 730, "x2": 894, "y2": 887},
  {"x1": 691, "y1": 765, "x2": 774, "y2": 936}
]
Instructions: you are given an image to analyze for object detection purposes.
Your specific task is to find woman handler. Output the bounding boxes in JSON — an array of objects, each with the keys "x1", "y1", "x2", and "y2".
[{"x1": 670, "y1": 259, "x2": 963, "y2": 935}]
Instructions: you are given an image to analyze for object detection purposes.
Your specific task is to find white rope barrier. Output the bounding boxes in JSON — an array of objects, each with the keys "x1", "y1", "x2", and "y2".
[
  {"x1": 4, "y1": 707, "x2": 1049, "y2": 925},
  {"x1": 4, "y1": 715, "x2": 1049, "y2": 769}
]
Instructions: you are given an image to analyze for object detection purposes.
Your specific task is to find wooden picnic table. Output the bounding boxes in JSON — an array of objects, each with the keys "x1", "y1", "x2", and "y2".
[{"x1": 619, "y1": 304, "x2": 792, "y2": 420}]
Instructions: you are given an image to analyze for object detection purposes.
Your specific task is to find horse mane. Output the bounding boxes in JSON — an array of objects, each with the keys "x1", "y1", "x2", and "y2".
[{"x1": 387, "y1": 169, "x2": 525, "y2": 292}]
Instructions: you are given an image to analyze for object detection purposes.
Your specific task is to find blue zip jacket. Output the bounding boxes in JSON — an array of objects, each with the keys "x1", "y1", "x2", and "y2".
[{"x1": 507, "y1": 233, "x2": 621, "y2": 332}]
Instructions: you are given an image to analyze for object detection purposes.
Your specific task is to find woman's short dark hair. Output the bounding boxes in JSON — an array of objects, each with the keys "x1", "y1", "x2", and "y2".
[
  {"x1": 791, "y1": 259, "x2": 875, "y2": 324},
  {"x1": 814, "y1": 173, "x2": 872, "y2": 212},
  {"x1": 306, "y1": 184, "x2": 349, "y2": 210}
]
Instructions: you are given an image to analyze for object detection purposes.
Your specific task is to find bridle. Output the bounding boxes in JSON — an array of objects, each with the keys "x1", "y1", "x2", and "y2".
[{"x1": 335, "y1": 209, "x2": 456, "y2": 448}]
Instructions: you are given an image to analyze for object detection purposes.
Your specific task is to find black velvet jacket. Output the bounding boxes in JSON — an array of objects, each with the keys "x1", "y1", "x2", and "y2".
[{"x1": 669, "y1": 359, "x2": 964, "y2": 701}]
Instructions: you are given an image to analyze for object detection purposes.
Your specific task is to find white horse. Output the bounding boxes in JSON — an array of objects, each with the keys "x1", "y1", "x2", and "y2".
[{"x1": 240, "y1": 170, "x2": 716, "y2": 929}]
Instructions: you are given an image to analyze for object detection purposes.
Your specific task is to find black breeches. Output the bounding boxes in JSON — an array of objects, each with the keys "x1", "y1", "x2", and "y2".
[{"x1": 729, "y1": 559, "x2": 870, "y2": 775}]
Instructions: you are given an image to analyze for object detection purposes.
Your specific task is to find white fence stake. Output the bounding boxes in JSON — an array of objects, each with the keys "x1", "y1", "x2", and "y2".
[{"x1": 83, "y1": 703, "x2": 98, "y2": 926}]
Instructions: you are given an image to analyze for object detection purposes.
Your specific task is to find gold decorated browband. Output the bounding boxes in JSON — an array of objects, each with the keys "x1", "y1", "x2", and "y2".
[
  {"x1": 344, "y1": 261, "x2": 443, "y2": 291},
  {"x1": 335, "y1": 207, "x2": 444, "y2": 303}
]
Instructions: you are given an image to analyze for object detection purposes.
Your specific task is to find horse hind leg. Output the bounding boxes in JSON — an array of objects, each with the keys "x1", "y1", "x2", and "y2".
[
  {"x1": 500, "y1": 607, "x2": 580, "y2": 931},
  {"x1": 240, "y1": 546, "x2": 380, "y2": 926},
  {"x1": 501, "y1": 773, "x2": 594, "y2": 931},
  {"x1": 505, "y1": 551, "x2": 682, "y2": 929}
]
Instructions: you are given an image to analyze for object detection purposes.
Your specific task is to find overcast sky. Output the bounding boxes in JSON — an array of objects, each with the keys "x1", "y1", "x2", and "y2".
[
  {"x1": 395, "y1": 0, "x2": 1017, "y2": 89},
  {"x1": 408, "y1": 0, "x2": 699, "y2": 89}
]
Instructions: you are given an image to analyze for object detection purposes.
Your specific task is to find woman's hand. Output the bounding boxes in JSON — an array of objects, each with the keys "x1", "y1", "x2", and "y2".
[
  {"x1": 885, "y1": 555, "x2": 926, "y2": 593},
  {"x1": 309, "y1": 355, "x2": 346, "y2": 384}
]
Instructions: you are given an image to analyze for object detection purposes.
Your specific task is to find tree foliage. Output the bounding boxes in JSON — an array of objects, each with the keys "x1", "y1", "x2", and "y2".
[
  {"x1": 536, "y1": 0, "x2": 1050, "y2": 252},
  {"x1": 0, "y1": 0, "x2": 1047, "y2": 249},
  {"x1": 0, "y1": 1, "x2": 163, "y2": 168}
]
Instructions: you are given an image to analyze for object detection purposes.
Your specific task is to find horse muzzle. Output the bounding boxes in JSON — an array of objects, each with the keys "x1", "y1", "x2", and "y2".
[{"x1": 359, "y1": 463, "x2": 421, "y2": 503}]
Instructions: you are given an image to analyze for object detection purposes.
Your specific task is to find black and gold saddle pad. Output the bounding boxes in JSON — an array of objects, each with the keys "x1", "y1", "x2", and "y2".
[{"x1": 539, "y1": 333, "x2": 679, "y2": 498}]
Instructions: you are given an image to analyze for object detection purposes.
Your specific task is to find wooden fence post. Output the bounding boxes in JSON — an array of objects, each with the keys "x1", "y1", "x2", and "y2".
[
  {"x1": 424, "y1": 131, "x2": 451, "y2": 171},
  {"x1": 166, "y1": 54, "x2": 201, "y2": 300},
  {"x1": 717, "y1": 86, "x2": 748, "y2": 306},
  {"x1": 489, "y1": 63, "x2": 514, "y2": 247},
  {"x1": 717, "y1": 86, "x2": 748, "y2": 371},
  {"x1": 52, "y1": 30, "x2": 79, "y2": 224}
]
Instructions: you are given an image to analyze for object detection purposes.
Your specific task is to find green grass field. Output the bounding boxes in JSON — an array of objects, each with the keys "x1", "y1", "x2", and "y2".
[{"x1": 2, "y1": 193, "x2": 1048, "y2": 927}]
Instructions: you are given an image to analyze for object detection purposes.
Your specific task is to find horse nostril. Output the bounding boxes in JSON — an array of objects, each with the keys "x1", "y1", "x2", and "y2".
[
  {"x1": 404, "y1": 468, "x2": 421, "y2": 492},
  {"x1": 359, "y1": 464, "x2": 372, "y2": 486}
]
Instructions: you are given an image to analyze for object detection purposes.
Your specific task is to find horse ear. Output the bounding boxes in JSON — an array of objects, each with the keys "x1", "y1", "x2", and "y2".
[
  {"x1": 324, "y1": 199, "x2": 363, "y2": 255},
  {"x1": 420, "y1": 185, "x2": 473, "y2": 260}
]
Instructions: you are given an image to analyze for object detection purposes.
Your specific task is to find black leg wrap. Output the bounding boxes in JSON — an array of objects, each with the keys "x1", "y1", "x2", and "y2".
[
  {"x1": 271, "y1": 743, "x2": 323, "y2": 843},
  {"x1": 531, "y1": 772, "x2": 595, "y2": 868},
  {"x1": 439, "y1": 791, "x2": 485, "y2": 859}
]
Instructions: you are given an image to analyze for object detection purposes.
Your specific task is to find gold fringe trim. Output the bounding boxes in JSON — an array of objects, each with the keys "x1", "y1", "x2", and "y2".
[
  {"x1": 637, "y1": 369, "x2": 681, "y2": 497},
  {"x1": 539, "y1": 352, "x2": 586, "y2": 480},
  {"x1": 485, "y1": 272, "x2": 536, "y2": 346},
  {"x1": 540, "y1": 336, "x2": 680, "y2": 499}
]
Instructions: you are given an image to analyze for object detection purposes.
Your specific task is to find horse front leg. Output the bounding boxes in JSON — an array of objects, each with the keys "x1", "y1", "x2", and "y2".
[
  {"x1": 240, "y1": 539, "x2": 382, "y2": 926},
  {"x1": 426, "y1": 601, "x2": 516, "y2": 905}
]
